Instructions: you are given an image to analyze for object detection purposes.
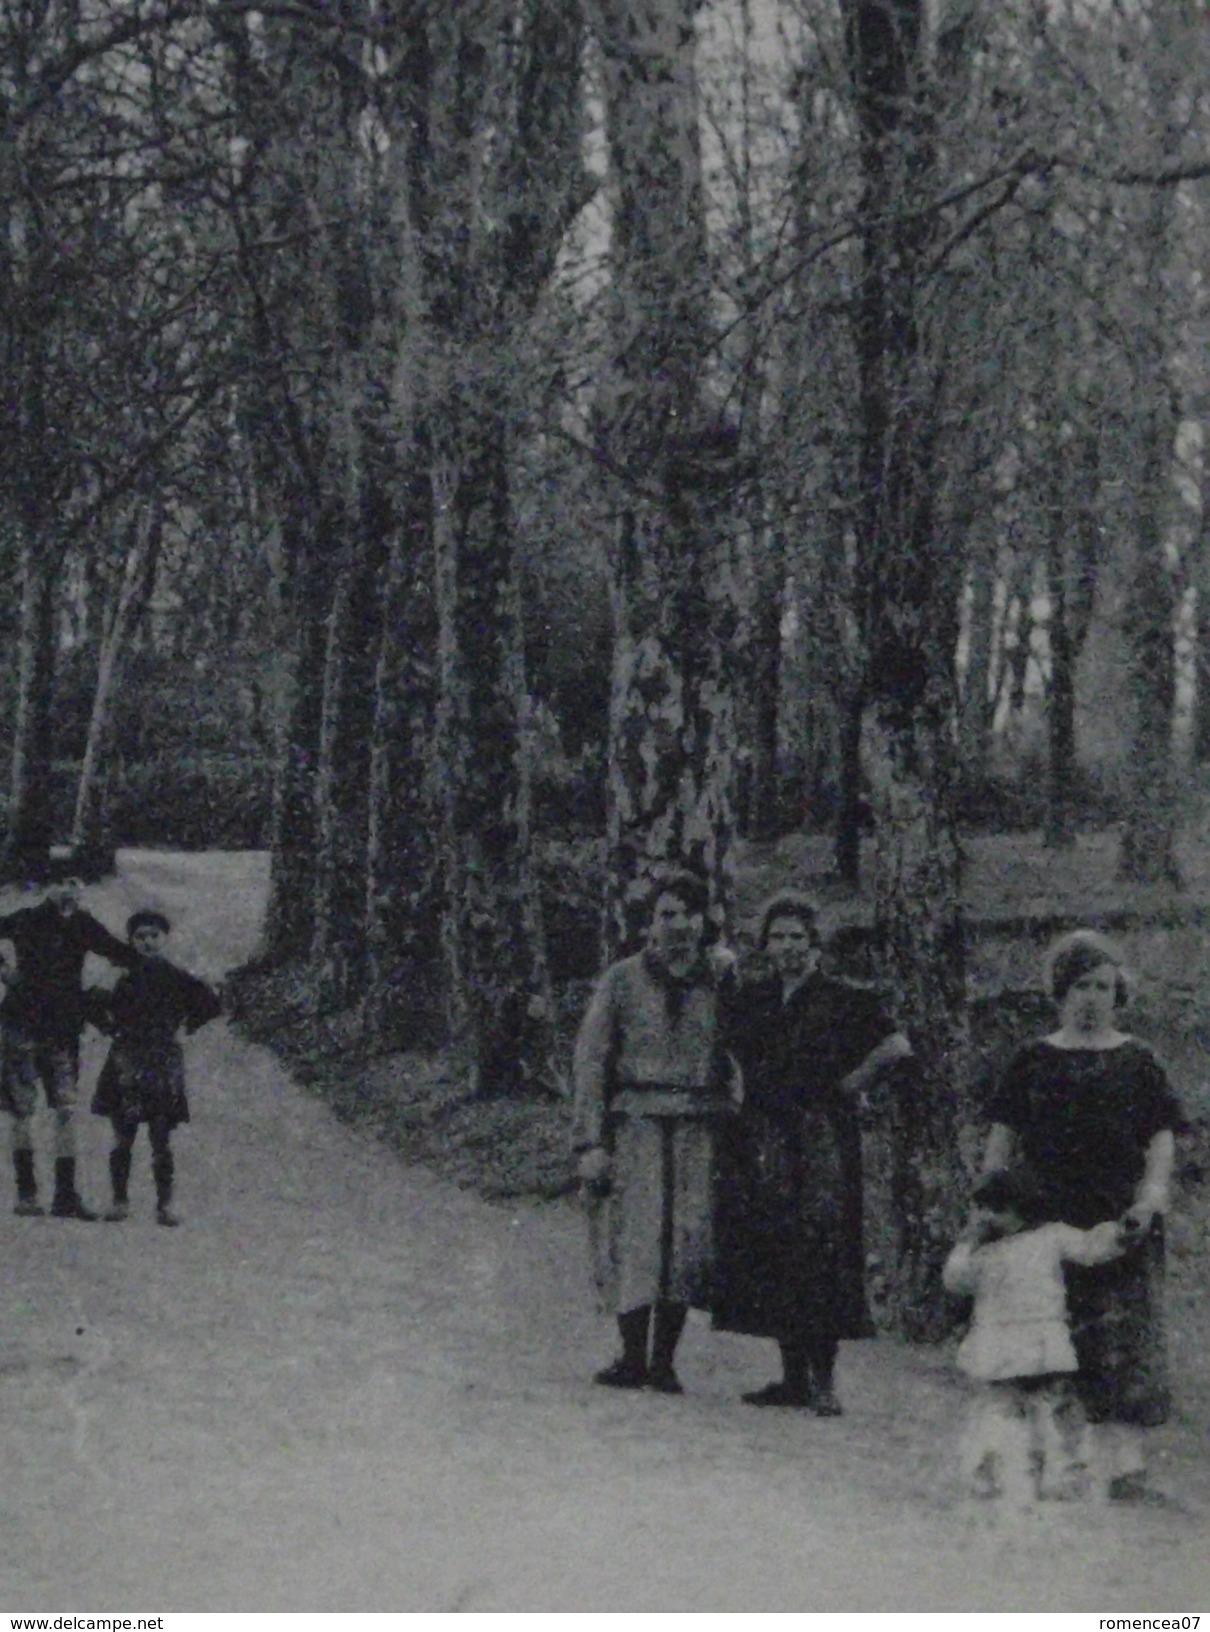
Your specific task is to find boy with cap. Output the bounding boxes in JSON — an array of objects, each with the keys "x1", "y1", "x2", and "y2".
[{"x1": 0, "y1": 874, "x2": 137, "y2": 1218}]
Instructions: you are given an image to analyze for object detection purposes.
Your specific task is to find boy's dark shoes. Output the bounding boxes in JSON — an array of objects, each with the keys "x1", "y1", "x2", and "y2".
[
  {"x1": 13, "y1": 1197, "x2": 45, "y2": 1217},
  {"x1": 594, "y1": 1357, "x2": 648, "y2": 1389},
  {"x1": 156, "y1": 1206, "x2": 181, "y2": 1227},
  {"x1": 812, "y1": 1388, "x2": 844, "y2": 1417},
  {"x1": 104, "y1": 1203, "x2": 129, "y2": 1222},
  {"x1": 648, "y1": 1367, "x2": 684, "y2": 1395}
]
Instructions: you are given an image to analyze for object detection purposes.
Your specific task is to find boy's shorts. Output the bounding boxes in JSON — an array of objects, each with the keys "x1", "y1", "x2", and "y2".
[{"x1": 0, "y1": 1032, "x2": 79, "y2": 1117}]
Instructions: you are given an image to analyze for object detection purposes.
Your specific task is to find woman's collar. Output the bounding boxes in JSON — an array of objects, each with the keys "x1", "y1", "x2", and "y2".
[{"x1": 1044, "y1": 1026, "x2": 1131, "y2": 1051}]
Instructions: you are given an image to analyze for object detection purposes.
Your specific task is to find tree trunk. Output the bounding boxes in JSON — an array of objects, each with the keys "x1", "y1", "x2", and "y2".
[
  {"x1": 1118, "y1": 404, "x2": 1181, "y2": 885},
  {"x1": 2, "y1": 162, "x2": 60, "y2": 884},
  {"x1": 309, "y1": 407, "x2": 386, "y2": 996},
  {"x1": 1117, "y1": 139, "x2": 1181, "y2": 886},
  {"x1": 3, "y1": 528, "x2": 60, "y2": 882},
  {"x1": 591, "y1": 0, "x2": 742, "y2": 955},
  {"x1": 866, "y1": 707, "x2": 968, "y2": 1338},
  {"x1": 69, "y1": 499, "x2": 164, "y2": 859},
  {"x1": 834, "y1": 683, "x2": 865, "y2": 886},
  {"x1": 958, "y1": 523, "x2": 997, "y2": 797},
  {"x1": 1045, "y1": 551, "x2": 1078, "y2": 850},
  {"x1": 843, "y1": 0, "x2": 972, "y2": 1338},
  {"x1": 1193, "y1": 436, "x2": 1210, "y2": 766},
  {"x1": 401, "y1": 2, "x2": 586, "y2": 1095},
  {"x1": 746, "y1": 546, "x2": 783, "y2": 842},
  {"x1": 310, "y1": 545, "x2": 357, "y2": 994},
  {"x1": 430, "y1": 387, "x2": 557, "y2": 1097},
  {"x1": 261, "y1": 498, "x2": 338, "y2": 964},
  {"x1": 362, "y1": 456, "x2": 442, "y2": 1045},
  {"x1": 1042, "y1": 410, "x2": 1078, "y2": 849}
]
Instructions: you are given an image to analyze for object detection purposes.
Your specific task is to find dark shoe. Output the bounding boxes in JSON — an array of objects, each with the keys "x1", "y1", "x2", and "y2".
[
  {"x1": 1108, "y1": 1472, "x2": 1150, "y2": 1503},
  {"x1": 13, "y1": 1196, "x2": 45, "y2": 1217},
  {"x1": 594, "y1": 1357, "x2": 648, "y2": 1389},
  {"x1": 104, "y1": 1202, "x2": 129, "y2": 1222},
  {"x1": 812, "y1": 1388, "x2": 844, "y2": 1417},
  {"x1": 648, "y1": 1367, "x2": 683, "y2": 1395},
  {"x1": 742, "y1": 1380, "x2": 813, "y2": 1408},
  {"x1": 156, "y1": 1205, "x2": 181, "y2": 1228},
  {"x1": 51, "y1": 1192, "x2": 99, "y2": 1221}
]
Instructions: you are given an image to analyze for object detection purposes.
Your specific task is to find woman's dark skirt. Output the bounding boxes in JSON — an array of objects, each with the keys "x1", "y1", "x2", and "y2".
[
  {"x1": 1066, "y1": 1222, "x2": 1169, "y2": 1426},
  {"x1": 711, "y1": 1104, "x2": 871, "y2": 1342}
]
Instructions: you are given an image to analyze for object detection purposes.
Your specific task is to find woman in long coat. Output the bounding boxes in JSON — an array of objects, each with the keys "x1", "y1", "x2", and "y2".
[
  {"x1": 713, "y1": 892, "x2": 911, "y2": 1414},
  {"x1": 573, "y1": 870, "x2": 737, "y2": 1394},
  {"x1": 981, "y1": 929, "x2": 1182, "y2": 1500}
]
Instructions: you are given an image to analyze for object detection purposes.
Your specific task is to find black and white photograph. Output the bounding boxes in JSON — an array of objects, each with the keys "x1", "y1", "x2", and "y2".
[{"x1": 1, "y1": 0, "x2": 1208, "y2": 1615}]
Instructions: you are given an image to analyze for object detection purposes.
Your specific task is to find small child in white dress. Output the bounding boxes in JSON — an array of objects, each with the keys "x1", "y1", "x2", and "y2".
[{"x1": 943, "y1": 1166, "x2": 1127, "y2": 1504}]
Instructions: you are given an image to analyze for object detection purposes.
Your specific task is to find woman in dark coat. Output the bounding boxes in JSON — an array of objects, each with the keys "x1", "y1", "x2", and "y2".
[
  {"x1": 981, "y1": 929, "x2": 1181, "y2": 1501},
  {"x1": 714, "y1": 892, "x2": 911, "y2": 1414}
]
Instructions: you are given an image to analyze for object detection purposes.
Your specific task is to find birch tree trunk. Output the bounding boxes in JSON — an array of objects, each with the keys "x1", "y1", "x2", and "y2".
[
  {"x1": 70, "y1": 499, "x2": 164, "y2": 859},
  {"x1": 591, "y1": 0, "x2": 742, "y2": 954}
]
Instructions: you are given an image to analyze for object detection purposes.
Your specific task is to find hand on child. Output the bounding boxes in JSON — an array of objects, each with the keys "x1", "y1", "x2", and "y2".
[{"x1": 1119, "y1": 1205, "x2": 1158, "y2": 1243}]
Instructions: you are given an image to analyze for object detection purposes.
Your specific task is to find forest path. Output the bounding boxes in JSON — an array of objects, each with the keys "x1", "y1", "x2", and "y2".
[{"x1": 0, "y1": 852, "x2": 1207, "y2": 1612}]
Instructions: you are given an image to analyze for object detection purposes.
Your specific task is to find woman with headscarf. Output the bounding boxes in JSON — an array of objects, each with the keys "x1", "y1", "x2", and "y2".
[
  {"x1": 572, "y1": 870, "x2": 738, "y2": 1394},
  {"x1": 713, "y1": 891, "x2": 912, "y2": 1414},
  {"x1": 981, "y1": 929, "x2": 1183, "y2": 1501}
]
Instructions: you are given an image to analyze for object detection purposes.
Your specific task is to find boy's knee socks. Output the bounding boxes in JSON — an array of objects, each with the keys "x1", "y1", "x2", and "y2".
[
  {"x1": 152, "y1": 1149, "x2": 174, "y2": 1206},
  {"x1": 13, "y1": 1148, "x2": 37, "y2": 1201},
  {"x1": 109, "y1": 1147, "x2": 132, "y2": 1205}
]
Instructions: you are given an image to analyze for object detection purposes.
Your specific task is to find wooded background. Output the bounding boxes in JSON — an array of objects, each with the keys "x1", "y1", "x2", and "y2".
[{"x1": 3, "y1": 0, "x2": 1208, "y2": 1329}]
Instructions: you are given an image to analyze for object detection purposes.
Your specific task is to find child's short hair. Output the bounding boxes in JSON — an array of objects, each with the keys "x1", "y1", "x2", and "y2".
[
  {"x1": 972, "y1": 1165, "x2": 1049, "y2": 1226},
  {"x1": 127, "y1": 909, "x2": 171, "y2": 938}
]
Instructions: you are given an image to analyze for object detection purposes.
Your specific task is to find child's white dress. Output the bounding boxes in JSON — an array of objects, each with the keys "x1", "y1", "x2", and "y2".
[{"x1": 943, "y1": 1221, "x2": 1122, "y2": 1502}]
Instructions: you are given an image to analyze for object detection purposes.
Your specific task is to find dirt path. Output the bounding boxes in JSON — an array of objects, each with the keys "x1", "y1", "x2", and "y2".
[{"x1": 1, "y1": 853, "x2": 1207, "y2": 1612}]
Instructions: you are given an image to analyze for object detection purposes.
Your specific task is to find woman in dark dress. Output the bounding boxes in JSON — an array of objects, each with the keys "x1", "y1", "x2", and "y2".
[
  {"x1": 714, "y1": 892, "x2": 912, "y2": 1414},
  {"x1": 982, "y1": 929, "x2": 1181, "y2": 1501}
]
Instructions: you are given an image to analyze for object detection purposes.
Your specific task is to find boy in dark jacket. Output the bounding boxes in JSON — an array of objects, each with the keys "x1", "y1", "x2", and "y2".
[
  {"x1": 0, "y1": 876, "x2": 137, "y2": 1218},
  {"x1": 91, "y1": 910, "x2": 221, "y2": 1226}
]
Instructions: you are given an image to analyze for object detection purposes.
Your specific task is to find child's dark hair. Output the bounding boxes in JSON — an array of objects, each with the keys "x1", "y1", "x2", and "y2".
[
  {"x1": 127, "y1": 909, "x2": 171, "y2": 938},
  {"x1": 643, "y1": 867, "x2": 711, "y2": 924},
  {"x1": 972, "y1": 1165, "x2": 1049, "y2": 1226}
]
